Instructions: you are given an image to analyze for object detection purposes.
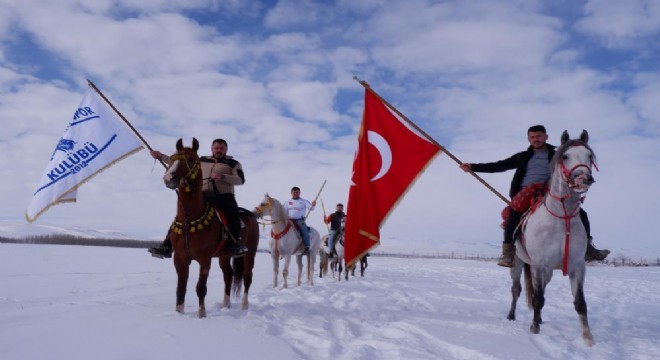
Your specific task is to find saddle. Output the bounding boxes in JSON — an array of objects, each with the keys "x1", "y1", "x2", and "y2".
[{"x1": 500, "y1": 182, "x2": 547, "y2": 229}]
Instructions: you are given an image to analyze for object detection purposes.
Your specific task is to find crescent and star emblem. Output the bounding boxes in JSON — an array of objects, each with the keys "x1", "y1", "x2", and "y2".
[{"x1": 351, "y1": 130, "x2": 392, "y2": 186}]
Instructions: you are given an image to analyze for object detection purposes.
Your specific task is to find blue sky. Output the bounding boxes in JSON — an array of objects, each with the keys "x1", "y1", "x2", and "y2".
[{"x1": 1, "y1": 0, "x2": 659, "y2": 257}]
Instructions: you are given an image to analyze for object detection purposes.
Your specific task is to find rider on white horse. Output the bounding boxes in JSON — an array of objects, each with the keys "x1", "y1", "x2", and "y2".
[
  {"x1": 460, "y1": 125, "x2": 610, "y2": 267},
  {"x1": 284, "y1": 186, "x2": 316, "y2": 254},
  {"x1": 324, "y1": 203, "x2": 346, "y2": 257}
]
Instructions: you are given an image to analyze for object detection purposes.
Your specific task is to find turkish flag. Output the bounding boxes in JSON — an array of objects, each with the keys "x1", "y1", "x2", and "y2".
[{"x1": 344, "y1": 90, "x2": 441, "y2": 267}]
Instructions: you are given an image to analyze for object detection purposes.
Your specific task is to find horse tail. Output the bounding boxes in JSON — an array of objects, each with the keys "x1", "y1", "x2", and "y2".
[
  {"x1": 524, "y1": 263, "x2": 534, "y2": 310},
  {"x1": 232, "y1": 257, "x2": 244, "y2": 298}
]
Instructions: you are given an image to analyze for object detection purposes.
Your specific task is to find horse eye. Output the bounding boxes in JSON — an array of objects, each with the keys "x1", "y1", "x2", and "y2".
[{"x1": 562, "y1": 155, "x2": 568, "y2": 160}]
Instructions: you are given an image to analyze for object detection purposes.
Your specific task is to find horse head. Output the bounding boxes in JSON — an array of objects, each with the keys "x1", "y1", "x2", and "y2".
[
  {"x1": 163, "y1": 138, "x2": 201, "y2": 191},
  {"x1": 253, "y1": 193, "x2": 275, "y2": 218},
  {"x1": 554, "y1": 130, "x2": 597, "y2": 193}
]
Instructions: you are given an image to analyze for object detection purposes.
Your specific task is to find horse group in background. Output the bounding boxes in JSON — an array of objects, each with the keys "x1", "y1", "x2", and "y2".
[
  {"x1": 318, "y1": 225, "x2": 368, "y2": 281},
  {"x1": 161, "y1": 138, "x2": 259, "y2": 317},
  {"x1": 253, "y1": 194, "x2": 321, "y2": 288}
]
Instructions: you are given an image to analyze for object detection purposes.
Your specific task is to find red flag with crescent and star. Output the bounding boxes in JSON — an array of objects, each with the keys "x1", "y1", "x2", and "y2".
[{"x1": 344, "y1": 90, "x2": 442, "y2": 267}]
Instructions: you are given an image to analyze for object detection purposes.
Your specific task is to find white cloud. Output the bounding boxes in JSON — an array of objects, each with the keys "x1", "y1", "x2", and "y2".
[
  {"x1": 0, "y1": 0, "x2": 658, "y2": 258},
  {"x1": 576, "y1": 0, "x2": 660, "y2": 49}
]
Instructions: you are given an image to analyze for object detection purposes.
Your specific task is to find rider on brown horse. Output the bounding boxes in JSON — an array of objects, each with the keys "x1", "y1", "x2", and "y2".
[{"x1": 149, "y1": 138, "x2": 249, "y2": 258}]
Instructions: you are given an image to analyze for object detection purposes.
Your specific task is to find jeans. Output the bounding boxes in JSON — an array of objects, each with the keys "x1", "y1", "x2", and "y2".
[
  {"x1": 292, "y1": 219, "x2": 310, "y2": 248},
  {"x1": 327, "y1": 229, "x2": 338, "y2": 251}
]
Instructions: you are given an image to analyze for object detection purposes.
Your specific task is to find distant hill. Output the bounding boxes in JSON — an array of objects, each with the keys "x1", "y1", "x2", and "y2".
[{"x1": 0, "y1": 220, "x2": 134, "y2": 239}]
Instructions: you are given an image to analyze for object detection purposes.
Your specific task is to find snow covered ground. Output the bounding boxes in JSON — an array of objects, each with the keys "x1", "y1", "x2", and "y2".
[{"x1": 1, "y1": 243, "x2": 659, "y2": 360}]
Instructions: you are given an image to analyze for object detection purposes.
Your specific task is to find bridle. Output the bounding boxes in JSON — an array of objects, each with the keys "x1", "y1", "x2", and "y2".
[
  {"x1": 557, "y1": 144, "x2": 598, "y2": 190},
  {"x1": 167, "y1": 152, "x2": 201, "y2": 193}
]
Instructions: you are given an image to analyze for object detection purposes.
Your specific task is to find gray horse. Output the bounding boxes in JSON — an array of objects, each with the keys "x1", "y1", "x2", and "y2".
[{"x1": 508, "y1": 130, "x2": 596, "y2": 346}]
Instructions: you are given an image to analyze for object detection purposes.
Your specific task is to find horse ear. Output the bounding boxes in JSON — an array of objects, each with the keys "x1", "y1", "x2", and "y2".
[
  {"x1": 192, "y1": 138, "x2": 199, "y2": 151},
  {"x1": 580, "y1": 130, "x2": 589, "y2": 144},
  {"x1": 176, "y1": 138, "x2": 183, "y2": 151},
  {"x1": 561, "y1": 130, "x2": 569, "y2": 145}
]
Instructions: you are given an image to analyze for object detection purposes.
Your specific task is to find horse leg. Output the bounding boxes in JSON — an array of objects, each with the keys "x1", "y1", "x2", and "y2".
[
  {"x1": 507, "y1": 258, "x2": 523, "y2": 321},
  {"x1": 240, "y1": 256, "x2": 254, "y2": 310},
  {"x1": 530, "y1": 268, "x2": 550, "y2": 334},
  {"x1": 219, "y1": 256, "x2": 233, "y2": 308},
  {"x1": 271, "y1": 252, "x2": 279, "y2": 288},
  {"x1": 570, "y1": 270, "x2": 594, "y2": 346},
  {"x1": 196, "y1": 257, "x2": 212, "y2": 318},
  {"x1": 338, "y1": 260, "x2": 344, "y2": 282},
  {"x1": 361, "y1": 258, "x2": 367, "y2": 276},
  {"x1": 307, "y1": 253, "x2": 315, "y2": 286},
  {"x1": 174, "y1": 257, "x2": 190, "y2": 314},
  {"x1": 295, "y1": 255, "x2": 303, "y2": 286},
  {"x1": 283, "y1": 255, "x2": 292, "y2": 288}
]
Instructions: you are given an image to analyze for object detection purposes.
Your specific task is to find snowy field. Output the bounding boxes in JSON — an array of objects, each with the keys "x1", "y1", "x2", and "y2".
[{"x1": 1, "y1": 243, "x2": 659, "y2": 360}]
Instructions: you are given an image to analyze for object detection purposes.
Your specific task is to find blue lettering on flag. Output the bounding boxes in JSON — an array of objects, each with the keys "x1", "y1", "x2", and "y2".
[{"x1": 33, "y1": 134, "x2": 119, "y2": 195}]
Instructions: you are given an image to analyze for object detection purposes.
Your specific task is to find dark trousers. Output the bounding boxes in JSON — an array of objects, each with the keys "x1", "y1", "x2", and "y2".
[
  {"x1": 503, "y1": 207, "x2": 592, "y2": 244},
  {"x1": 206, "y1": 192, "x2": 241, "y2": 243}
]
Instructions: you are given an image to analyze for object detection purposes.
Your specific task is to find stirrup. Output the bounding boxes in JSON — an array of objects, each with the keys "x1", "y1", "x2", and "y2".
[
  {"x1": 231, "y1": 245, "x2": 248, "y2": 258},
  {"x1": 148, "y1": 246, "x2": 172, "y2": 259}
]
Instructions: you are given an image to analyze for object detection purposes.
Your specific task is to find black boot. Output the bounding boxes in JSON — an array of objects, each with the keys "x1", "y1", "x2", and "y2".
[
  {"x1": 231, "y1": 237, "x2": 248, "y2": 258},
  {"x1": 148, "y1": 236, "x2": 172, "y2": 259},
  {"x1": 585, "y1": 236, "x2": 610, "y2": 262}
]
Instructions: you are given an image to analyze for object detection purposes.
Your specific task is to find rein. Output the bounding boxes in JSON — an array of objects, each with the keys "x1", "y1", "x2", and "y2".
[{"x1": 542, "y1": 193, "x2": 583, "y2": 276}]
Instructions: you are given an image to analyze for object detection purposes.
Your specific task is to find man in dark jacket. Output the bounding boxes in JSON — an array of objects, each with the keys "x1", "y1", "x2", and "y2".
[
  {"x1": 460, "y1": 125, "x2": 609, "y2": 267},
  {"x1": 324, "y1": 203, "x2": 346, "y2": 257}
]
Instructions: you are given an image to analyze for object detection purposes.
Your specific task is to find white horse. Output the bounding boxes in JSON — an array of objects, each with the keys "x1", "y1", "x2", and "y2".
[
  {"x1": 254, "y1": 194, "x2": 321, "y2": 288},
  {"x1": 332, "y1": 240, "x2": 352, "y2": 281},
  {"x1": 508, "y1": 130, "x2": 596, "y2": 346}
]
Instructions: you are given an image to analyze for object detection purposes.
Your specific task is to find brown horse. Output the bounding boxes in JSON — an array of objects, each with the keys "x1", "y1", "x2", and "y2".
[{"x1": 163, "y1": 138, "x2": 259, "y2": 317}]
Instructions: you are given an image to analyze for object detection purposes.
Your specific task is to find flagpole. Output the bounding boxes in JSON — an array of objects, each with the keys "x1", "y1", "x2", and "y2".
[
  {"x1": 304, "y1": 179, "x2": 326, "y2": 220},
  {"x1": 352, "y1": 76, "x2": 510, "y2": 206},
  {"x1": 87, "y1": 79, "x2": 168, "y2": 169},
  {"x1": 320, "y1": 198, "x2": 330, "y2": 233}
]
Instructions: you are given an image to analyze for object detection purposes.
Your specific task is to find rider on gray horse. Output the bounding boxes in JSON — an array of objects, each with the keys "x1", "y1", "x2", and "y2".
[
  {"x1": 324, "y1": 203, "x2": 346, "y2": 258},
  {"x1": 459, "y1": 125, "x2": 610, "y2": 267}
]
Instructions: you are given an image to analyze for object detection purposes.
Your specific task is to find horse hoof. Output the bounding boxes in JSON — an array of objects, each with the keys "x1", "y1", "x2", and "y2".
[
  {"x1": 530, "y1": 324, "x2": 540, "y2": 334},
  {"x1": 198, "y1": 309, "x2": 206, "y2": 318},
  {"x1": 583, "y1": 336, "x2": 594, "y2": 347},
  {"x1": 176, "y1": 305, "x2": 184, "y2": 313},
  {"x1": 507, "y1": 313, "x2": 515, "y2": 321}
]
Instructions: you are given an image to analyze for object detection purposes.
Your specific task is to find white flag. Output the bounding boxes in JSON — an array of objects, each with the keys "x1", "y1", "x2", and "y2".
[{"x1": 26, "y1": 88, "x2": 143, "y2": 222}]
